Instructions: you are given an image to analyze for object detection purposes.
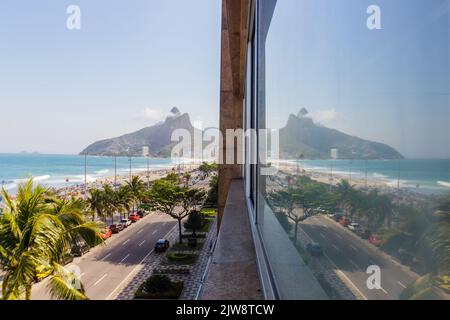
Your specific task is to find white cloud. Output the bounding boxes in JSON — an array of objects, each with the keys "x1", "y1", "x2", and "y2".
[
  {"x1": 311, "y1": 108, "x2": 338, "y2": 124},
  {"x1": 142, "y1": 108, "x2": 166, "y2": 123}
]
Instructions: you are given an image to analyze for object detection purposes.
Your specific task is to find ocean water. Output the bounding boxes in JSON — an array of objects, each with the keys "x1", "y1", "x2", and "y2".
[
  {"x1": 0, "y1": 153, "x2": 175, "y2": 192},
  {"x1": 293, "y1": 159, "x2": 450, "y2": 194}
]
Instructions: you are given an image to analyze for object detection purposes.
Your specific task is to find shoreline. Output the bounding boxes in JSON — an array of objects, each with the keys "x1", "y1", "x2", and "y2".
[
  {"x1": 275, "y1": 160, "x2": 450, "y2": 195},
  {"x1": 276, "y1": 163, "x2": 446, "y2": 206},
  {"x1": 3, "y1": 163, "x2": 200, "y2": 199}
]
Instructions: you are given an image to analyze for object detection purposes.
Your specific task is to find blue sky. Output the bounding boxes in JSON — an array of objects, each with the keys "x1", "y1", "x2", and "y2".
[
  {"x1": 0, "y1": 0, "x2": 221, "y2": 154},
  {"x1": 266, "y1": 0, "x2": 449, "y2": 158},
  {"x1": 0, "y1": 0, "x2": 448, "y2": 158}
]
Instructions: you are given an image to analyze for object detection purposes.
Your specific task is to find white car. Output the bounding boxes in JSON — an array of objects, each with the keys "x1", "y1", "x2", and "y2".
[
  {"x1": 120, "y1": 218, "x2": 132, "y2": 228},
  {"x1": 348, "y1": 223, "x2": 360, "y2": 231}
]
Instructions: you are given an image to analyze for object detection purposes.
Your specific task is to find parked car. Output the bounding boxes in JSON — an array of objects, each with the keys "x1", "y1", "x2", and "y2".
[
  {"x1": 348, "y1": 223, "x2": 360, "y2": 231},
  {"x1": 306, "y1": 242, "x2": 323, "y2": 257},
  {"x1": 356, "y1": 228, "x2": 371, "y2": 239},
  {"x1": 136, "y1": 209, "x2": 146, "y2": 218},
  {"x1": 71, "y1": 240, "x2": 90, "y2": 257},
  {"x1": 110, "y1": 223, "x2": 124, "y2": 234},
  {"x1": 334, "y1": 213, "x2": 344, "y2": 222},
  {"x1": 100, "y1": 227, "x2": 113, "y2": 239},
  {"x1": 369, "y1": 234, "x2": 382, "y2": 246},
  {"x1": 339, "y1": 217, "x2": 351, "y2": 226},
  {"x1": 129, "y1": 213, "x2": 141, "y2": 222},
  {"x1": 154, "y1": 239, "x2": 170, "y2": 253},
  {"x1": 120, "y1": 218, "x2": 132, "y2": 228}
]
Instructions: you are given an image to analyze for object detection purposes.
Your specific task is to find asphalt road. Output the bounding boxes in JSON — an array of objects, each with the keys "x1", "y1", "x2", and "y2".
[
  {"x1": 299, "y1": 215, "x2": 419, "y2": 300},
  {"x1": 31, "y1": 212, "x2": 177, "y2": 300}
]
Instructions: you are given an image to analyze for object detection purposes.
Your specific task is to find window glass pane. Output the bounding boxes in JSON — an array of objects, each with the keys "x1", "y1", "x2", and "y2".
[{"x1": 257, "y1": 0, "x2": 450, "y2": 300}]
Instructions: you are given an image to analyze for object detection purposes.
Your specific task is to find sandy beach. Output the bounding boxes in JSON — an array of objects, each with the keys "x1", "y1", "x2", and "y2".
[
  {"x1": 274, "y1": 162, "x2": 436, "y2": 206},
  {"x1": 49, "y1": 163, "x2": 201, "y2": 199}
]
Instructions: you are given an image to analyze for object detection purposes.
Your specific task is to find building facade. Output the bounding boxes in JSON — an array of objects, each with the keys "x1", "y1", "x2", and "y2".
[{"x1": 202, "y1": 0, "x2": 450, "y2": 301}]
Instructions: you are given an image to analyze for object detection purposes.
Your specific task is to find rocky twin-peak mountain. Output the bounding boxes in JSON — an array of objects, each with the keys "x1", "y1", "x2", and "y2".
[
  {"x1": 279, "y1": 113, "x2": 404, "y2": 160},
  {"x1": 80, "y1": 108, "x2": 199, "y2": 157},
  {"x1": 81, "y1": 108, "x2": 403, "y2": 160}
]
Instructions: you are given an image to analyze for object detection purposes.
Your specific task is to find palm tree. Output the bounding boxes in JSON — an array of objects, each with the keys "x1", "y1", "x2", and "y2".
[
  {"x1": 335, "y1": 180, "x2": 356, "y2": 215},
  {"x1": 183, "y1": 173, "x2": 191, "y2": 188},
  {"x1": 102, "y1": 184, "x2": 116, "y2": 224},
  {"x1": 126, "y1": 176, "x2": 145, "y2": 215},
  {"x1": 86, "y1": 189, "x2": 104, "y2": 222},
  {"x1": 0, "y1": 178, "x2": 102, "y2": 300},
  {"x1": 115, "y1": 185, "x2": 132, "y2": 220}
]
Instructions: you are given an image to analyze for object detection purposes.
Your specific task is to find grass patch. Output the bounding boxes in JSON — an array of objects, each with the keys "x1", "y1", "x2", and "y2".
[
  {"x1": 400, "y1": 274, "x2": 450, "y2": 300},
  {"x1": 171, "y1": 241, "x2": 204, "y2": 251},
  {"x1": 166, "y1": 252, "x2": 198, "y2": 265},
  {"x1": 201, "y1": 208, "x2": 217, "y2": 217},
  {"x1": 199, "y1": 218, "x2": 213, "y2": 232},
  {"x1": 134, "y1": 275, "x2": 184, "y2": 300},
  {"x1": 184, "y1": 218, "x2": 213, "y2": 235}
]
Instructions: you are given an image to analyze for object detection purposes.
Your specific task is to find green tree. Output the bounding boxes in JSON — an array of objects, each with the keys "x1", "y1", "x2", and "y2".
[
  {"x1": 198, "y1": 162, "x2": 218, "y2": 179},
  {"x1": 126, "y1": 176, "x2": 145, "y2": 215},
  {"x1": 0, "y1": 178, "x2": 102, "y2": 300},
  {"x1": 269, "y1": 178, "x2": 331, "y2": 246},
  {"x1": 144, "y1": 180, "x2": 184, "y2": 243},
  {"x1": 115, "y1": 185, "x2": 133, "y2": 220},
  {"x1": 268, "y1": 189, "x2": 303, "y2": 245},
  {"x1": 164, "y1": 173, "x2": 181, "y2": 185},
  {"x1": 86, "y1": 188, "x2": 104, "y2": 222},
  {"x1": 184, "y1": 211, "x2": 204, "y2": 237},
  {"x1": 205, "y1": 175, "x2": 218, "y2": 207},
  {"x1": 101, "y1": 184, "x2": 117, "y2": 224},
  {"x1": 144, "y1": 179, "x2": 206, "y2": 244},
  {"x1": 183, "y1": 173, "x2": 191, "y2": 188},
  {"x1": 335, "y1": 180, "x2": 356, "y2": 215}
]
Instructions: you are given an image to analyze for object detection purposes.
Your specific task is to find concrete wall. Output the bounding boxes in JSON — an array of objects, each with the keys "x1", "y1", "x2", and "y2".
[{"x1": 218, "y1": 0, "x2": 251, "y2": 230}]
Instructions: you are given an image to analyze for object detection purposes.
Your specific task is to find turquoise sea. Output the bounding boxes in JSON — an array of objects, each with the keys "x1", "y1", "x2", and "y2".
[
  {"x1": 294, "y1": 159, "x2": 450, "y2": 194},
  {"x1": 0, "y1": 153, "x2": 175, "y2": 193},
  {"x1": 0, "y1": 154, "x2": 449, "y2": 196}
]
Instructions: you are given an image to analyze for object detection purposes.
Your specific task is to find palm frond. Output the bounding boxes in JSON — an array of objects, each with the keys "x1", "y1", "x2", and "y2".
[{"x1": 47, "y1": 263, "x2": 88, "y2": 300}]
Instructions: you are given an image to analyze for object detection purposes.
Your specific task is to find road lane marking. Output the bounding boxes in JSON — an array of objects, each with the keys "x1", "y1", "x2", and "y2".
[
  {"x1": 152, "y1": 230, "x2": 158, "y2": 235},
  {"x1": 94, "y1": 274, "x2": 108, "y2": 286},
  {"x1": 139, "y1": 240, "x2": 146, "y2": 247},
  {"x1": 350, "y1": 245, "x2": 358, "y2": 252},
  {"x1": 122, "y1": 239, "x2": 130, "y2": 246},
  {"x1": 397, "y1": 281, "x2": 407, "y2": 289},
  {"x1": 335, "y1": 233, "x2": 343, "y2": 240},
  {"x1": 333, "y1": 264, "x2": 367, "y2": 300},
  {"x1": 137, "y1": 229, "x2": 143, "y2": 234},
  {"x1": 102, "y1": 253, "x2": 111, "y2": 261},
  {"x1": 380, "y1": 286, "x2": 389, "y2": 295},
  {"x1": 105, "y1": 225, "x2": 177, "y2": 300},
  {"x1": 349, "y1": 259, "x2": 359, "y2": 269},
  {"x1": 332, "y1": 244, "x2": 341, "y2": 252},
  {"x1": 320, "y1": 233, "x2": 326, "y2": 239},
  {"x1": 298, "y1": 225, "x2": 368, "y2": 300},
  {"x1": 120, "y1": 254, "x2": 130, "y2": 263}
]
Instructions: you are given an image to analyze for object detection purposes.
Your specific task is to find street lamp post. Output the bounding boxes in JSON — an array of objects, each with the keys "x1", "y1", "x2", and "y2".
[
  {"x1": 147, "y1": 155, "x2": 150, "y2": 189},
  {"x1": 349, "y1": 160, "x2": 353, "y2": 183},
  {"x1": 128, "y1": 156, "x2": 132, "y2": 181},
  {"x1": 114, "y1": 155, "x2": 117, "y2": 191},
  {"x1": 365, "y1": 159, "x2": 368, "y2": 188},
  {"x1": 330, "y1": 161, "x2": 334, "y2": 191},
  {"x1": 84, "y1": 153, "x2": 87, "y2": 200}
]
